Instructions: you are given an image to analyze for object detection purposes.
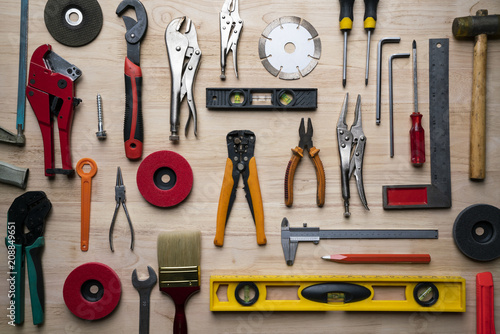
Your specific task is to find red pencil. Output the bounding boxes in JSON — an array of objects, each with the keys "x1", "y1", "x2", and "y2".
[{"x1": 321, "y1": 254, "x2": 431, "y2": 264}]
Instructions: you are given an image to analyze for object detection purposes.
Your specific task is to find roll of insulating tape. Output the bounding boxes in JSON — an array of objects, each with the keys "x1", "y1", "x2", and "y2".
[
  {"x1": 63, "y1": 262, "x2": 121, "y2": 320},
  {"x1": 136, "y1": 150, "x2": 193, "y2": 207}
]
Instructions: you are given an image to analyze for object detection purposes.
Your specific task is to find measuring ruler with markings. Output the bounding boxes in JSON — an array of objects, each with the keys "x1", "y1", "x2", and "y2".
[{"x1": 210, "y1": 275, "x2": 466, "y2": 312}]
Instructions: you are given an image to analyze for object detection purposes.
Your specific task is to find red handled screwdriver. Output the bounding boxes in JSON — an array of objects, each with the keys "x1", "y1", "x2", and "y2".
[{"x1": 410, "y1": 40, "x2": 425, "y2": 166}]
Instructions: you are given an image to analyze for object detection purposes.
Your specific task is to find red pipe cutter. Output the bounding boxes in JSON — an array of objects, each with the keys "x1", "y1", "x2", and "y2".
[{"x1": 26, "y1": 44, "x2": 82, "y2": 177}]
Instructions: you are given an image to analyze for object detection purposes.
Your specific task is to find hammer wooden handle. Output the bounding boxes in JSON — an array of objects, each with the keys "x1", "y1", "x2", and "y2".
[{"x1": 470, "y1": 33, "x2": 487, "y2": 180}]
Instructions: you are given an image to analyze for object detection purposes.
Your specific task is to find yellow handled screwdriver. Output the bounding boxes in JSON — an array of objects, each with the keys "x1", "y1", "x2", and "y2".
[
  {"x1": 339, "y1": 0, "x2": 355, "y2": 87},
  {"x1": 364, "y1": 0, "x2": 379, "y2": 85}
]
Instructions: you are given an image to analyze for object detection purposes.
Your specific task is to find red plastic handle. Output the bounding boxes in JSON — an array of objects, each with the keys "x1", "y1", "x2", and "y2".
[
  {"x1": 410, "y1": 113, "x2": 425, "y2": 167},
  {"x1": 124, "y1": 57, "x2": 143, "y2": 160},
  {"x1": 477, "y1": 272, "x2": 496, "y2": 334}
]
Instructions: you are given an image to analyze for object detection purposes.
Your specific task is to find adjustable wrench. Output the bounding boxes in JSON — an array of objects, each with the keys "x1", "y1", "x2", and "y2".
[{"x1": 132, "y1": 266, "x2": 157, "y2": 334}]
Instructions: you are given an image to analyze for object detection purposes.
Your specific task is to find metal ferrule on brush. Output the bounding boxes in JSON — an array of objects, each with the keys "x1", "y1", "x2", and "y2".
[{"x1": 159, "y1": 266, "x2": 199, "y2": 288}]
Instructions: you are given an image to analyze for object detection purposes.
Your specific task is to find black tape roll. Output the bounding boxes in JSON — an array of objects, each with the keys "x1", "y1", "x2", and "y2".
[
  {"x1": 453, "y1": 204, "x2": 500, "y2": 261},
  {"x1": 44, "y1": 0, "x2": 103, "y2": 47}
]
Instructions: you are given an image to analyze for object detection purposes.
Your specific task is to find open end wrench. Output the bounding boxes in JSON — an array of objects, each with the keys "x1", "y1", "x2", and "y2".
[
  {"x1": 132, "y1": 266, "x2": 157, "y2": 334},
  {"x1": 76, "y1": 158, "x2": 97, "y2": 252}
]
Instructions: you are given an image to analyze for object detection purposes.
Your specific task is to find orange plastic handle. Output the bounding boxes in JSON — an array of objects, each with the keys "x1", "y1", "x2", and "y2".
[
  {"x1": 247, "y1": 157, "x2": 266, "y2": 245},
  {"x1": 309, "y1": 146, "x2": 326, "y2": 207},
  {"x1": 214, "y1": 158, "x2": 234, "y2": 246},
  {"x1": 284, "y1": 147, "x2": 303, "y2": 207},
  {"x1": 76, "y1": 158, "x2": 97, "y2": 252}
]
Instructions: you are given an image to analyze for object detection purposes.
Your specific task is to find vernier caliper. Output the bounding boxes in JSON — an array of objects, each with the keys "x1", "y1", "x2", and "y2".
[{"x1": 281, "y1": 218, "x2": 438, "y2": 266}]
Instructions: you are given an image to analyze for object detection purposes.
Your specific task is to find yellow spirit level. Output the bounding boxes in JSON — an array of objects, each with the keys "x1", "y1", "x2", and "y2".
[{"x1": 210, "y1": 275, "x2": 465, "y2": 312}]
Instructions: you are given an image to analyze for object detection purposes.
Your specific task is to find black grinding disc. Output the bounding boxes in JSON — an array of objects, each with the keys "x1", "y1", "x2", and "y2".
[
  {"x1": 453, "y1": 204, "x2": 500, "y2": 261},
  {"x1": 44, "y1": 0, "x2": 103, "y2": 47}
]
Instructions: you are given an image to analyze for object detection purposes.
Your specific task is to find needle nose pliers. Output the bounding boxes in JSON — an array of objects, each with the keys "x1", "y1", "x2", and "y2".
[
  {"x1": 5, "y1": 191, "x2": 52, "y2": 325},
  {"x1": 285, "y1": 118, "x2": 326, "y2": 207},
  {"x1": 215, "y1": 130, "x2": 266, "y2": 246},
  {"x1": 109, "y1": 167, "x2": 135, "y2": 252},
  {"x1": 337, "y1": 93, "x2": 369, "y2": 217}
]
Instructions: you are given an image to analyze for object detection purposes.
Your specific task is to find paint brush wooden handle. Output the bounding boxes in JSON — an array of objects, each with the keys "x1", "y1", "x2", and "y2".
[{"x1": 322, "y1": 254, "x2": 431, "y2": 263}]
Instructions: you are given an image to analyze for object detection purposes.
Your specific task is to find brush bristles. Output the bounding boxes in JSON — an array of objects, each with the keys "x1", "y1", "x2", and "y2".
[{"x1": 157, "y1": 230, "x2": 201, "y2": 287}]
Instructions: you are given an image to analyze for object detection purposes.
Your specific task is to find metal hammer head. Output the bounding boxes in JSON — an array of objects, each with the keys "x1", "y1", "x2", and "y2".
[{"x1": 452, "y1": 10, "x2": 500, "y2": 38}]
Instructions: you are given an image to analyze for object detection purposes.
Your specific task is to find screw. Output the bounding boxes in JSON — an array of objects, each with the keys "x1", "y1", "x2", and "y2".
[{"x1": 96, "y1": 94, "x2": 107, "y2": 140}]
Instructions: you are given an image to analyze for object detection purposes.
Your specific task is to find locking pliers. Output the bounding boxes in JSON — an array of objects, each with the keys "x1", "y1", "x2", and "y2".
[
  {"x1": 337, "y1": 93, "x2": 369, "y2": 217},
  {"x1": 165, "y1": 17, "x2": 202, "y2": 141},
  {"x1": 220, "y1": 0, "x2": 243, "y2": 79}
]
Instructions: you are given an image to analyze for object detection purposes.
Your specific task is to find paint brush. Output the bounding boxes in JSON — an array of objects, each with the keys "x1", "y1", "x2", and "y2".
[{"x1": 158, "y1": 230, "x2": 201, "y2": 334}]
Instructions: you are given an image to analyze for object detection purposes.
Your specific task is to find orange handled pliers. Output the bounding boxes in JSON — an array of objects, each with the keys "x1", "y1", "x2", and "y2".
[
  {"x1": 285, "y1": 118, "x2": 326, "y2": 207},
  {"x1": 215, "y1": 130, "x2": 266, "y2": 246}
]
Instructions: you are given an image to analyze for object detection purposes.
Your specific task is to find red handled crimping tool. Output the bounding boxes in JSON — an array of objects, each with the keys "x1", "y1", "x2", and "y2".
[{"x1": 26, "y1": 44, "x2": 82, "y2": 177}]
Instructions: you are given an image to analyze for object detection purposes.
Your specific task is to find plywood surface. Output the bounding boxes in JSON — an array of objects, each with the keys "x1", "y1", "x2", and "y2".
[{"x1": 0, "y1": 0, "x2": 499, "y2": 333}]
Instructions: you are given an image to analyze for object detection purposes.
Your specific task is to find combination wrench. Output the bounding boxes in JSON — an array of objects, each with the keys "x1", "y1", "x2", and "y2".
[{"x1": 132, "y1": 266, "x2": 157, "y2": 334}]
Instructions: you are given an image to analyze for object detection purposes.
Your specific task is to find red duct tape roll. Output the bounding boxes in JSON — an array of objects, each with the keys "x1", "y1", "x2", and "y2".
[
  {"x1": 136, "y1": 150, "x2": 193, "y2": 207},
  {"x1": 63, "y1": 262, "x2": 121, "y2": 320}
]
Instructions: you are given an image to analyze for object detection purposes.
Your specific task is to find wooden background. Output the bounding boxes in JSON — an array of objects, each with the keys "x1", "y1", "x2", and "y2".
[{"x1": 1, "y1": 0, "x2": 499, "y2": 333}]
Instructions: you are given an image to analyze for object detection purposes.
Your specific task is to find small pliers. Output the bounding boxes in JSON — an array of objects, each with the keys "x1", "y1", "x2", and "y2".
[
  {"x1": 284, "y1": 118, "x2": 326, "y2": 207},
  {"x1": 220, "y1": 0, "x2": 243, "y2": 79},
  {"x1": 5, "y1": 191, "x2": 52, "y2": 325},
  {"x1": 165, "y1": 17, "x2": 202, "y2": 141},
  {"x1": 215, "y1": 130, "x2": 266, "y2": 246},
  {"x1": 109, "y1": 167, "x2": 135, "y2": 252},
  {"x1": 117, "y1": 0, "x2": 148, "y2": 160},
  {"x1": 337, "y1": 93, "x2": 369, "y2": 217}
]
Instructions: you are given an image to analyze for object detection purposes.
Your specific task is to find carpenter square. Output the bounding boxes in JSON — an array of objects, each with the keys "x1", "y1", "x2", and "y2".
[{"x1": 383, "y1": 39, "x2": 451, "y2": 209}]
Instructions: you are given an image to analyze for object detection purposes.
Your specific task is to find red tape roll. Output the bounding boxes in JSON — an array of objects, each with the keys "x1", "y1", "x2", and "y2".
[
  {"x1": 63, "y1": 262, "x2": 121, "y2": 320},
  {"x1": 136, "y1": 150, "x2": 193, "y2": 207}
]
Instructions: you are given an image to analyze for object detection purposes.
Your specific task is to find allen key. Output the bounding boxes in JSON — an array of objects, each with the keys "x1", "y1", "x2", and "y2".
[
  {"x1": 376, "y1": 37, "x2": 401, "y2": 125},
  {"x1": 388, "y1": 53, "x2": 410, "y2": 157}
]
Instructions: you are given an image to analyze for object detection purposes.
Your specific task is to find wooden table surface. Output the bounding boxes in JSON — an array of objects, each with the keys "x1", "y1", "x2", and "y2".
[{"x1": 1, "y1": 0, "x2": 499, "y2": 333}]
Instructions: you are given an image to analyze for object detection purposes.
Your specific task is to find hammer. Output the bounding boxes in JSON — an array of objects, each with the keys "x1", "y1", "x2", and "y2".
[{"x1": 452, "y1": 10, "x2": 500, "y2": 180}]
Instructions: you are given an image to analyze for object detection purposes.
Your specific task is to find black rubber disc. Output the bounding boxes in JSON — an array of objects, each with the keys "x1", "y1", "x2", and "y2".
[
  {"x1": 44, "y1": 0, "x2": 103, "y2": 47},
  {"x1": 453, "y1": 204, "x2": 500, "y2": 261}
]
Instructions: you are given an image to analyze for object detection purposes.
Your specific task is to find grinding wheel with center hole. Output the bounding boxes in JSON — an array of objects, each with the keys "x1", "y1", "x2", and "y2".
[
  {"x1": 258, "y1": 16, "x2": 321, "y2": 80},
  {"x1": 44, "y1": 0, "x2": 103, "y2": 47},
  {"x1": 136, "y1": 151, "x2": 193, "y2": 207},
  {"x1": 453, "y1": 204, "x2": 500, "y2": 261},
  {"x1": 63, "y1": 262, "x2": 121, "y2": 320}
]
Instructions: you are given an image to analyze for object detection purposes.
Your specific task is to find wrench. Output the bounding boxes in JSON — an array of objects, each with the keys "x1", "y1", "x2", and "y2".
[
  {"x1": 76, "y1": 158, "x2": 97, "y2": 251},
  {"x1": 132, "y1": 266, "x2": 157, "y2": 334}
]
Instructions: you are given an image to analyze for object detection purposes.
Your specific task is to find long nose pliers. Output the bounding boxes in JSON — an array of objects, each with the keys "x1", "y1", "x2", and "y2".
[
  {"x1": 109, "y1": 167, "x2": 135, "y2": 252},
  {"x1": 284, "y1": 118, "x2": 326, "y2": 207}
]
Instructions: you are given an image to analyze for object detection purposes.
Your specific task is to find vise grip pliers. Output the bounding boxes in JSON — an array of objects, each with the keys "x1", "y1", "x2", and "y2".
[
  {"x1": 337, "y1": 93, "x2": 369, "y2": 217},
  {"x1": 26, "y1": 44, "x2": 82, "y2": 177},
  {"x1": 220, "y1": 0, "x2": 243, "y2": 79},
  {"x1": 166, "y1": 17, "x2": 202, "y2": 141},
  {"x1": 215, "y1": 130, "x2": 266, "y2": 246},
  {"x1": 117, "y1": 0, "x2": 148, "y2": 160}
]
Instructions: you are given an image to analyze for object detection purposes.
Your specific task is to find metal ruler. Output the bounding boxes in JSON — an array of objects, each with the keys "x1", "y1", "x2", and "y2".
[
  {"x1": 281, "y1": 218, "x2": 438, "y2": 265},
  {"x1": 383, "y1": 39, "x2": 451, "y2": 209},
  {"x1": 210, "y1": 275, "x2": 466, "y2": 312}
]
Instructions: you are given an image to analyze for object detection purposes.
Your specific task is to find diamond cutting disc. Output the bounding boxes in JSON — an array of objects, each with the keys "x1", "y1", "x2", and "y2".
[
  {"x1": 259, "y1": 17, "x2": 321, "y2": 80},
  {"x1": 44, "y1": 0, "x2": 103, "y2": 47}
]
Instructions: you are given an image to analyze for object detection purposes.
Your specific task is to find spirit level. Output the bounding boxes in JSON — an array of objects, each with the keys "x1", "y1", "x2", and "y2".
[{"x1": 210, "y1": 275, "x2": 465, "y2": 312}]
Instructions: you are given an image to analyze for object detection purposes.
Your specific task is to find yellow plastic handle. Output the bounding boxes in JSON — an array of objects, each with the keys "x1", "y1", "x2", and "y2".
[
  {"x1": 247, "y1": 157, "x2": 266, "y2": 245},
  {"x1": 214, "y1": 158, "x2": 234, "y2": 246}
]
